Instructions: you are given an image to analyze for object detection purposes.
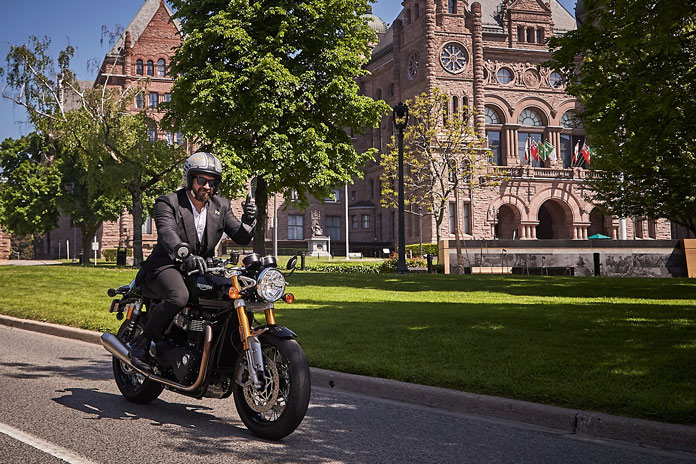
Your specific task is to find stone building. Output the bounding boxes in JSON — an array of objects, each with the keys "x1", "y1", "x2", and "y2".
[
  {"x1": 32, "y1": 0, "x2": 692, "y2": 261},
  {"x1": 274, "y1": 0, "x2": 689, "y2": 257}
]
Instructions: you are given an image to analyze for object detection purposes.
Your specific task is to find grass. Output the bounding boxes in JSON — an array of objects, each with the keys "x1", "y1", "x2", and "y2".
[{"x1": 0, "y1": 265, "x2": 694, "y2": 425}]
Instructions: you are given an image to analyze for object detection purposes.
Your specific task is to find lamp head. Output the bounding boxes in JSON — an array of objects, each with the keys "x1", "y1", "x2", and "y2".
[{"x1": 393, "y1": 102, "x2": 409, "y2": 130}]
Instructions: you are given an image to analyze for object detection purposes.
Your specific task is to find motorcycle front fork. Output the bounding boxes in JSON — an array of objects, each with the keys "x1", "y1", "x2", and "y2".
[{"x1": 234, "y1": 298, "x2": 274, "y2": 389}]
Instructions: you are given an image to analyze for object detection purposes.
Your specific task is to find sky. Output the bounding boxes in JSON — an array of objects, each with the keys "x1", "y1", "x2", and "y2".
[{"x1": 0, "y1": 0, "x2": 575, "y2": 142}]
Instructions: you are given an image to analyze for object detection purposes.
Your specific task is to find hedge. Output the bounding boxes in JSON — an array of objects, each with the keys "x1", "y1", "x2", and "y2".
[
  {"x1": 102, "y1": 248, "x2": 133, "y2": 262},
  {"x1": 303, "y1": 262, "x2": 383, "y2": 274},
  {"x1": 405, "y1": 243, "x2": 438, "y2": 257}
]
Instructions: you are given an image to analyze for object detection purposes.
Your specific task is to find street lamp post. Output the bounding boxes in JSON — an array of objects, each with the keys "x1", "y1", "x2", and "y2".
[{"x1": 393, "y1": 102, "x2": 409, "y2": 274}]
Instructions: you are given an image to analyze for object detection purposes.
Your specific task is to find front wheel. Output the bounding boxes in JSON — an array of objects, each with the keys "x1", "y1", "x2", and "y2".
[
  {"x1": 233, "y1": 336, "x2": 311, "y2": 440},
  {"x1": 112, "y1": 320, "x2": 164, "y2": 404}
]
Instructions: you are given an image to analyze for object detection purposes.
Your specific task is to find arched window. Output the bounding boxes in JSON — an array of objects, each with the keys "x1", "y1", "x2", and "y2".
[
  {"x1": 485, "y1": 106, "x2": 501, "y2": 125},
  {"x1": 157, "y1": 58, "x2": 166, "y2": 77},
  {"x1": 136, "y1": 59, "x2": 143, "y2": 75},
  {"x1": 561, "y1": 110, "x2": 582, "y2": 128},
  {"x1": 452, "y1": 95, "x2": 459, "y2": 115},
  {"x1": 146, "y1": 60, "x2": 154, "y2": 76},
  {"x1": 497, "y1": 68, "x2": 513, "y2": 85},
  {"x1": 406, "y1": 9, "x2": 412, "y2": 24},
  {"x1": 376, "y1": 88, "x2": 383, "y2": 101},
  {"x1": 518, "y1": 108, "x2": 543, "y2": 126},
  {"x1": 448, "y1": 0, "x2": 457, "y2": 14},
  {"x1": 415, "y1": 3, "x2": 420, "y2": 19}
]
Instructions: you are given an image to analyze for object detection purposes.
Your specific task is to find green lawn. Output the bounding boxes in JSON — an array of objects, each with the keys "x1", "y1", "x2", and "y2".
[{"x1": 0, "y1": 265, "x2": 694, "y2": 425}]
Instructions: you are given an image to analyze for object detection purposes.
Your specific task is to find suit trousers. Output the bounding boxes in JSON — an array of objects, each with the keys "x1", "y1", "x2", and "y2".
[{"x1": 141, "y1": 267, "x2": 190, "y2": 340}]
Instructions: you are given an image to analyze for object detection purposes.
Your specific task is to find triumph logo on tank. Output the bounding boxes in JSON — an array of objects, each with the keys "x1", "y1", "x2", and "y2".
[{"x1": 197, "y1": 283, "x2": 213, "y2": 291}]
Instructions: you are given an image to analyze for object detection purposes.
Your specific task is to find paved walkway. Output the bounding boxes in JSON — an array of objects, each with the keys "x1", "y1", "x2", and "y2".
[{"x1": 0, "y1": 260, "x2": 63, "y2": 266}]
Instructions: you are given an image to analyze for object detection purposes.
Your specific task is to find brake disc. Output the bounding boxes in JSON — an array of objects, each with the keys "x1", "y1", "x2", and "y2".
[{"x1": 243, "y1": 354, "x2": 280, "y2": 413}]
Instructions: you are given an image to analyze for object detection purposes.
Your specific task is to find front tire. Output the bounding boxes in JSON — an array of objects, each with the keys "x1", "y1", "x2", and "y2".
[
  {"x1": 112, "y1": 320, "x2": 164, "y2": 404},
  {"x1": 233, "y1": 336, "x2": 311, "y2": 440}
]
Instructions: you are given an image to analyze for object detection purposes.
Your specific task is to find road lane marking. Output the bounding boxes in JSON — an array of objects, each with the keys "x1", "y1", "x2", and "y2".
[{"x1": 0, "y1": 422, "x2": 97, "y2": 464}]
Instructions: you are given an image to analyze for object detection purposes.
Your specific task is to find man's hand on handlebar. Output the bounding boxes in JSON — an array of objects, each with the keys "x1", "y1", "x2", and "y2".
[{"x1": 181, "y1": 254, "x2": 207, "y2": 275}]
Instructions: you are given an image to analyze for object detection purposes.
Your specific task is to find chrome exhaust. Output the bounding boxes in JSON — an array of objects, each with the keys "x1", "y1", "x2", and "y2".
[{"x1": 101, "y1": 325, "x2": 214, "y2": 392}]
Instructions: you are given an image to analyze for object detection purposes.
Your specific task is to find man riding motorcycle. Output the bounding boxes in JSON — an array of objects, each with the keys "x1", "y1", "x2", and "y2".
[{"x1": 129, "y1": 151, "x2": 257, "y2": 372}]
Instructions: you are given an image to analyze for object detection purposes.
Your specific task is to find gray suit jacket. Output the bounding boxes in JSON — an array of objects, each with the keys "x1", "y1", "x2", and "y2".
[{"x1": 141, "y1": 188, "x2": 254, "y2": 273}]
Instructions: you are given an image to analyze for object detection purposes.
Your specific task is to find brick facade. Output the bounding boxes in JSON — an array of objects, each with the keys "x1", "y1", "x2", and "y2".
[
  {"x1": 273, "y1": 0, "x2": 678, "y2": 255},
  {"x1": 33, "y1": 0, "x2": 686, "y2": 260}
]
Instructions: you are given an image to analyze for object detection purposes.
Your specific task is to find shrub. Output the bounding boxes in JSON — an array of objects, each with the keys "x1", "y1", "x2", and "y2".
[
  {"x1": 380, "y1": 253, "x2": 427, "y2": 273},
  {"x1": 405, "y1": 243, "x2": 438, "y2": 257},
  {"x1": 102, "y1": 248, "x2": 133, "y2": 262},
  {"x1": 303, "y1": 262, "x2": 383, "y2": 274}
]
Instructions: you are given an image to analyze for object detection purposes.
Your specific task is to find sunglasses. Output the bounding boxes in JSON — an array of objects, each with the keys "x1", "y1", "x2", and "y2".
[{"x1": 195, "y1": 177, "x2": 219, "y2": 189}]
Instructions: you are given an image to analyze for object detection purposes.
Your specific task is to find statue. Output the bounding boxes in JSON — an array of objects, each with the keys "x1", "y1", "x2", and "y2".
[{"x1": 310, "y1": 210, "x2": 323, "y2": 236}]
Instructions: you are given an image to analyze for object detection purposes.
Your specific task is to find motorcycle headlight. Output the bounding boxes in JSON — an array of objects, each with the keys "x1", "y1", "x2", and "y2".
[{"x1": 256, "y1": 268, "x2": 286, "y2": 302}]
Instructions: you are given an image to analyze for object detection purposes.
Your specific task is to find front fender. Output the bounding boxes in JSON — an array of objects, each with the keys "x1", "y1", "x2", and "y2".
[{"x1": 257, "y1": 324, "x2": 297, "y2": 339}]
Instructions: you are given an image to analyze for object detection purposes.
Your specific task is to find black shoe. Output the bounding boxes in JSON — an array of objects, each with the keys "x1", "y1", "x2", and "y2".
[{"x1": 128, "y1": 336, "x2": 152, "y2": 373}]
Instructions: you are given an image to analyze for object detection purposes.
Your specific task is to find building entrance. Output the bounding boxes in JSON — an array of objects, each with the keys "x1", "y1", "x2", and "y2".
[{"x1": 536, "y1": 200, "x2": 572, "y2": 239}]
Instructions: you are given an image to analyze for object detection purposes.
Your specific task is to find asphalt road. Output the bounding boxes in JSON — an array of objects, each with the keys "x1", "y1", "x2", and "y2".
[{"x1": 0, "y1": 325, "x2": 694, "y2": 464}]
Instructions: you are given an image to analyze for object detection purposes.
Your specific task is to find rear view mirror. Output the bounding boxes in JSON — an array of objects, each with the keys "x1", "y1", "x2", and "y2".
[{"x1": 287, "y1": 255, "x2": 298, "y2": 271}]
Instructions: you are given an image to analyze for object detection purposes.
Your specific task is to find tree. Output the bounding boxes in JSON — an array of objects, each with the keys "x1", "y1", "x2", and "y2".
[
  {"x1": 0, "y1": 134, "x2": 62, "y2": 256},
  {"x1": 380, "y1": 88, "x2": 493, "y2": 271},
  {"x1": 1, "y1": 36, "x2": 186, "y2": 264},
  {"x1": 547, "y1": 0, "x2": 696, "y2": 233},
  {"x1": 167, "y1": 0, "x2": 389, "y2": 254}
]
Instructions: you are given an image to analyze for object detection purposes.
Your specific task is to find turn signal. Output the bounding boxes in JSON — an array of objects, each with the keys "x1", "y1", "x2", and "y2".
[
  {"x1": 228, "y1": 287, "x2": 240, "y2": 299},
  {"x1": 283, "y1": 293, "x2": 294, "y2": 304}
]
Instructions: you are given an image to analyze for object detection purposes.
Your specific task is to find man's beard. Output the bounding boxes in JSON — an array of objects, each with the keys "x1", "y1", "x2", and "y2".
[{"x1": 194, "y1": 189, "x2": 212, "y2": 202}]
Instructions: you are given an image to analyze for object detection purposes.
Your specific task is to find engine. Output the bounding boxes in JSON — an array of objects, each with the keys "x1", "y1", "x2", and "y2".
[{"x1": 153, "y1": 310, "x2": 205, "y2": 384}]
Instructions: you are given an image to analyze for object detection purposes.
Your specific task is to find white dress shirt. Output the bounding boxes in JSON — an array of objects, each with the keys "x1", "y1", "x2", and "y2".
[{"x1": 187, "y1": 193, "x2": 207, "y2": 244}]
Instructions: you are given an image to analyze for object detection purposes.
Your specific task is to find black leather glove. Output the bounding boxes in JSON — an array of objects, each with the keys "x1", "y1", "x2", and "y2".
[
  {"x1": 181, "y1": 254, "x2": 207, "y2": 275},
  {"x1": 241, "y1": 194, "x2": 257, "y2": 226}
]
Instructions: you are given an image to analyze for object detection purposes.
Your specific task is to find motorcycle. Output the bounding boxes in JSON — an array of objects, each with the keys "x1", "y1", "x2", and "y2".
[{"x1": 100, "y1": 244, "x2": 311, "y2": 440}]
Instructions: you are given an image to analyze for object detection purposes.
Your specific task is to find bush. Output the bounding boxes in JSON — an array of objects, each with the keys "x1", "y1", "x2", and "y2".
[
  {"x1": 405, "y1": 243, "x2": 438, "y2": 257},
  {"x1": 102, "y1": 248, "x2": 133, "y2": 262},
  {"x1": 380, "y1": 253, "x2": 427, "y2": 273},
  {"x1": 303, "y1": 262, "x2": 383, "y2": 274}
]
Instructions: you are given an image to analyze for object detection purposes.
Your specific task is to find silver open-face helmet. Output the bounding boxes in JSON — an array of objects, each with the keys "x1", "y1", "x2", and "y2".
[{"x1": 182, "y1": 152, "x2": 223, "y2": 189}]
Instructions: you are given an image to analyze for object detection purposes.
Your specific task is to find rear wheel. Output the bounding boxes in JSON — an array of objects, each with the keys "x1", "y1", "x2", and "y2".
[
  {"x1": 233, "y1": 336, "x2": 311, "y2": 440},
  {"x1": 112, "y1": 320, "x2": 164, "y2": 404}
]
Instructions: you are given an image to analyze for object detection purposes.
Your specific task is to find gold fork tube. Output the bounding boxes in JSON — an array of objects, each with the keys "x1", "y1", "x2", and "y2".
[
  {"x1": 264, "y1": 308, "x2": 276, "y2": 325},
  {"x1": 235, "y1": 301, "x2": 251, "y2": 350}
]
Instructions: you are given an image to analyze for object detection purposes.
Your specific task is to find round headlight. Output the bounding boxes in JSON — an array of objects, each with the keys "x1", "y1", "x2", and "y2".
[{"x1": 256, "y1": 268, "x2": 286, "y2": 302}]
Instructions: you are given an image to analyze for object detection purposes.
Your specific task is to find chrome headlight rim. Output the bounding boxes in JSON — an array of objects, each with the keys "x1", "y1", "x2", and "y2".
[{"x1": 256, "y1": 268, "x2": 286, "y2": 302}]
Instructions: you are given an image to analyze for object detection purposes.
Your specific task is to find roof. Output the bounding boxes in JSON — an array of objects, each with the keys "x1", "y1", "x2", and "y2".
[
  {"x1": 371, "y1": 0, "x2": 576, "y2": 55},
  {"x1": 107, "y1": 0, "x2": 182, "y2": 57},
  {"x1": 363, "y1": 13, "x2": 389, "y2": 35}
]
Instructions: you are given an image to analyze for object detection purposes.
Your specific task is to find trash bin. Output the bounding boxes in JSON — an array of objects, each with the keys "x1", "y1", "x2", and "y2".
[{"x1": 116, "y1": 247, "x2": 127, "y2": 266}]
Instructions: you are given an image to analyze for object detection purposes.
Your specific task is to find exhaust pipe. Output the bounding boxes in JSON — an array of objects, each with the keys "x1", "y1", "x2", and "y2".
[
  {"x1": 101, "y1": 326, "x2": 214, "y2": 392},
  {"x1": 101, "y1": 333, "x2": 132, "y2": 365}
]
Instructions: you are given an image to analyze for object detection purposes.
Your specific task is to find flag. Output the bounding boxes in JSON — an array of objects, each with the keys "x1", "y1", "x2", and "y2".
[
  {"x1": 524, "y1": 137, "x2": 530, "y2": 162},
  {"x1": 538, "y1": 141, "x2": 552, "y2": 161},
  {"x1": 530, "y1": 139, "x2": 540, "y2": 161},
  {"x1": 548, "y1": 142, "x2": 557, "y2": 161},
  {"x1": 574, "y1": 141, "x2": 580, "y2": 164},
  {"x1": 581, "y1": 143, "x2": 591, "y2": 164}
]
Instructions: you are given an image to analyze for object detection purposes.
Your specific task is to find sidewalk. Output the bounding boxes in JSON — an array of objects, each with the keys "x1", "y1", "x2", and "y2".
[
  {"x1": 0, "y1": 314, "x2": 694, "y2": 455},
  {"x1": 0, "y1": 260, "x2": 63, "y2": 266}
]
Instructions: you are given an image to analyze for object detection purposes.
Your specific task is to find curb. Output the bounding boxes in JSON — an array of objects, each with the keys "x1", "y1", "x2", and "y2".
[{"x1": 1, "y1": 314, "x2": 694, "y2": 455}]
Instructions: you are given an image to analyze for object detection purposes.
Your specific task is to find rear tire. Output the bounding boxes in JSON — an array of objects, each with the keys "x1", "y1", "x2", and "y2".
[
  {"x1": 112, "y1": 320, "x2": 164, "y2": 404},
  {"x1": 233, "y1": 336, "x2": 311, "y2": 440}
]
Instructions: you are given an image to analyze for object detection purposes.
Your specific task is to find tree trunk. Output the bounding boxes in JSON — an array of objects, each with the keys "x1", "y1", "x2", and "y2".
[
  {"x1": 454, "y1": 188, "x2": 464, "y2": 274},
  {"x1": 253, "y1": 177, "x2": 268, "y2": 256},
  {"x1": 130, "y1": 185, "x2": 144, "y2": 267}
]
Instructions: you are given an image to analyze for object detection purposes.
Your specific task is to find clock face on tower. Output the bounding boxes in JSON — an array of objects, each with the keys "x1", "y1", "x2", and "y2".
[{"x1": 440, "y1": 42, "x2": 469, "y2": 74}]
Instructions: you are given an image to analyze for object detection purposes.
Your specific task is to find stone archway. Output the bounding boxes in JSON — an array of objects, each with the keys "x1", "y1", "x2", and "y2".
[
  {"x1": 536, "y1": 199, "x2": 573, "y2": 239},
  {"x1": 496, "y1": 204, "x2": 521, "y2": 239},
  {"x1": 589, "y1": 207, "x2": 611, "y2": 237}
]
